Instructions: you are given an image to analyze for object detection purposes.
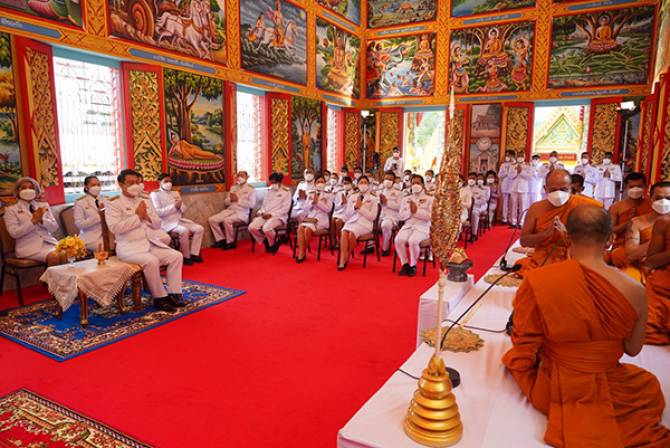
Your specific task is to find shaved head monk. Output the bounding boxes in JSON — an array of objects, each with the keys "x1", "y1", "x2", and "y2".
[
  {"x1": 645, "y1": 180, "x2": 670, "y2": 345},
  {"x1": 517, "y1": 169, "x2": 601, "y2": 276},
  {"x1": 504, "y1": 205, "x2": 670, "y2": 447}
]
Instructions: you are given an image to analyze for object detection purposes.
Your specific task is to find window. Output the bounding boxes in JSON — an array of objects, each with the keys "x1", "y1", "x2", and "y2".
[
  {"x1": 53, "y1": 56, "x2": 123, "y2": 196},
  {"x1": 236, "y1": 91, "x2": 262, "y2": 181},
  {"x1": 403, "y1": 110, "x2": 446, "y2": 173},
  {"x1": 326, "y1": 107, "x2": 338, "y2": 172},
  {"x1": 532, "y1": 105, "x2": 590, "y2": 171}
]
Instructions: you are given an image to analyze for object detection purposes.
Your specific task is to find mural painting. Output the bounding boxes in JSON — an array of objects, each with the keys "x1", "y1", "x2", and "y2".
[
  {"x1": 316, "y1": 18, "x2": 361, "y2": 98},
  {"x1": 468, "y1": 104, "x2": 501, "y2": 173},
  {"x1": 451, "y1": 0, "x2": 535, "y2": 18},
  {"x1": 367, "y1": 0, "x2": 437, "y2": 29},
  {"x1": 290, "y1": 97, "x2": 322, "y2": 180},
  {"x1": 0, "y1": 33, "x2": 21, "y2": 196},
  {"x1": 0, "y1": 0, "x2": 82, "y2": 26},
  {"x1": 316, "y1": 0, "x2": 360, "y2": 25}
]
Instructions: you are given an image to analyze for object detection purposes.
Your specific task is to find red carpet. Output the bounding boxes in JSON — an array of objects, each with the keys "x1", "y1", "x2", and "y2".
[{"x1": 0, "y1": 226, "x2": 512, "y2": 447}]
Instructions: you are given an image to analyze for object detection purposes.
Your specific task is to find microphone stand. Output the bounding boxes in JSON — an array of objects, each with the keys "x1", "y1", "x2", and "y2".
[{"x1": 499, "y1": 208, "x2": 529, "y2": 271}]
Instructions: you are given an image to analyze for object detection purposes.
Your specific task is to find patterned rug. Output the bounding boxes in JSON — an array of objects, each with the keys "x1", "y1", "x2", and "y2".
[
  {"x1": 0, "y1": 389, "x2": 150, "y2": 447},
  {"x1": 0, "y1": 280, "x2": 244, "y2": 361}
]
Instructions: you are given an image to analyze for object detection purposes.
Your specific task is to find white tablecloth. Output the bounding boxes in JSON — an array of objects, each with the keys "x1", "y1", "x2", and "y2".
[
  {"x1": 338, "y1": 249, "x2": 670, "y2": 448},
  {"x1": 417, "y1": 275, "x2": 474, "y2": 347}
]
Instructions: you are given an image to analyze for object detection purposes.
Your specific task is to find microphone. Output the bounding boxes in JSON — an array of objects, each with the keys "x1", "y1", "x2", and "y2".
[{"x1": 499, "y1": 208, "x2": 529, "y2": 271}]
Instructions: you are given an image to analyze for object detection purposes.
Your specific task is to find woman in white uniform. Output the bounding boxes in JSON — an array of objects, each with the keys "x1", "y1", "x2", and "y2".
[
  {"x1": 73, "y1": 175, "x2": 109, "y2": 253},
  {"x1": 331, "y1": 176, "x2": 356, "y2": 248},
  {"x1": 338, "y1": 175, "x2": 379, "y2": 271},
  {"x1": 295, "y1": 175, "x2": 333, "y2": 263},
  {"x1": 4, "y1": 177, "x2": 62, "y2": 265}
]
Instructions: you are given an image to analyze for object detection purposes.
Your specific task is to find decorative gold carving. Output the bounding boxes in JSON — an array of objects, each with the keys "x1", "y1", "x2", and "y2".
[
  {"x1": 661, "y1": 93, "x2": 670, "y2": 180},
  {"x1": 25, "y1": 48, "x2": 60, "y2": 190},
  {"x1": 84, "y1": 0, "x2": 107, "y2": 36},
  {"x1": 379, "y1": 111, "x2": 399, "y2": 164},
  {"x1": 344, "y1": 112, "x2": 360, "y2": 169},
  {"x1": 128, "y1": 69, "x2": 163, "y2": 180},
  {"x1": 639, "y1": 100, "x2": 653, "y2": 174},
  {"x1": 421, "y1": 326, "x2": 485, "y2": 353},
  {"x1": 226, "y1": 0, "x2": 240, "y2": 70},
  {"x1": 229, "y1": 88, "x2": 237, "y2": 175},
  {"x1": 504, "y1": 107, "x2": 529, "y2": 154},
  {"x1": 590, "y1": 103, "x2": 619, "y2": 165},
  {"x1": 270, "y1": 97, "x2": 289, "y2": 175}
]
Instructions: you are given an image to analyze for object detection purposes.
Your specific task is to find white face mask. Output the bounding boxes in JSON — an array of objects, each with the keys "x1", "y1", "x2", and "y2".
[
  {"x1": 581, "y1": 158, "x2": 589, "y2": 165},
  {"x1": 19, "y1": 189, "x2": 36, "y2": 202},
  {"x1": 354, "y1": 173, "x2": 362, "y2": 180},
  {"x1": 411, "y1": 184, "x2": 423, "y2": 194},
  {"x1": 238, "y1": 177, "x2": 247, "y2": 185},
  {"x1": 532, "y1": 160, "x2": 540, "y2": 166},
  {"x1": 505, "y1": 156, "x2": 512, "y2": 163},
  {"x1": 88, "y1": 186, "x2": 101, "y2": 197},
  {"x1": 549, "y1": 157, "x2": 557, "y2": 164},
  {"x1": 270, "y1": 183, "x2": 280, "y2": 191},
  {"x1": 329, "y1": 178, "x2": 337, "y2": 185},
  {"x1": 305, "y1": 173, "x2": 314, "y2": 182},
  {"x1": 547, "y1": 190, "x2": 570, "y2": 207},
  {"x1": 383, "y1": 179, "x2": 393, "y2": 189},
  {"x1": 161, "y1": 182, "x2": 172, "y2": 191},
  {"x1": 324, "y1": 175, "x2": 331, "y2": 182},
  {"x1": 344, "y1": 184, "x2": 353, "y2": 191},
  {"x1": 477, "y1": 179, "x2": 484, "y2": 186},
  {"x1": 652, "y1": 198, "x2": 670, "y2": 215},
  {"x1": 394, "y1": 182, "x2": 403, "y2": 191},
  {"x1": 517, "y1": 158, "x2": 525, "y2": 164},
  {"x1": 393, "y1": 153, "x2": 400, "y2": 159},
  {"x1": 627, "y1": 187, "x2": 644, "y2": 199},
  {"x1": 403, "y1": 175, "x2": 410, "y2": 182},
  {"x1": 487, "y1": 178, "x2": 495, "y2": 184},
  {"x1": 425, "y1": 176, "x2": 433, "y2": 182},
  {"x1": 603, "y1": 158, "x2": 612, "y2": 165},
  {"x1": 340, "y1": 172, "x2": 347, "y2": 178},
  {"x1": 139, "y1": 182, "x2": 145, "y2": 192},
  {"x1": 126, "y1": 184, "x2": 143, "y2": 197},
  {"x1": 315, "y1": 183, "x2": 326, "y2": 191},
  {"x1": 467, "y1": 179, "x2": 476, "y2": 187},
  {"x1": 358, "y1": 183, "x2": 369, "y2": 193}
]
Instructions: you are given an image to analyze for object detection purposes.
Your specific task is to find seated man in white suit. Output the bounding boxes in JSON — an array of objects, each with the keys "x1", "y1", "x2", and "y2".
[
  {"x1": 4, "y1": 177, "x2": 61, "y2": 265},
  {"x1": 106, "y1": 169, "x2": 183, "y2": 313},
  {"x1": 249, "y1": 172, "x2": 292, "y2": 253},
  {"x1": 151, "y1": 173, "x2": 204, "y2": 266},
  {"x1": 208, "y1": 170, "x2": 257, "y2": 250},
  {"x1": 394, "y1": 174, "x2": 434, "y2": 277},
  {"x1": 74, "y1": 175, "x2": 109, "y2": 253}
]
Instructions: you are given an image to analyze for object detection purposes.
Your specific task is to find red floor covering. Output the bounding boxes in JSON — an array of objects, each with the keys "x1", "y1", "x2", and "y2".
[{"x1": 0, "y1": 225, "x2": 513, "y2": 447}]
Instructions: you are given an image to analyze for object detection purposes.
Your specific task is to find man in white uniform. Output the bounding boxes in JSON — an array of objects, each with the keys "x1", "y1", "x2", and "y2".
[
  {"x1": 573, "y1": 152, "x2": 598, "y2": 198},
  {"x1": 249, "y1": 172, "x2": 292, "y2": 253},
  {"x1": 106, "y1": 169, "x2": 183, "y2": 313},
  {"x1": 151, "y1": 173, "x2": 204, "y2": 265},
  {"x1": 543, "y1": 150, "x2": 565, "y2": 172},
  {"x1": 509, "y1": 153, "x2": 532, "y2": 228},
  {"x1": 74, "y1": 175, "x2": 109, "y2": 253},
  {"x1": 594, "y1": 151, "x2": 623, "y2": 209},
  {"x1": 395, "y1": 175, "x2": 434, "y2": 277},
  {"x1": 138, "y1": 173, "x2": 172, "y2": 247},
  {"x1": 291, "y1": 168, "x2": 315, "y2": 222},
  {"x1": 529, "y1": 154, "x2": 546, "y2": 204},
  {"x1": 379, "y1": 171, "x2": 403, "y2": 256},
  {"x1": 469, "y1": 173, "x2": 490, "y2": 238},
  {"x1": 424, "y1": 169, "x2": 436, "y2": 193},
  {"x1": 383, "y1": 147, "x2": 404, "y2": 179},
  {"x1": 498, "y1": 150, "x2": 515, "y2": 225},
  {"x1": 208, "y1": 171, "x2": 257, "y2": 250}
]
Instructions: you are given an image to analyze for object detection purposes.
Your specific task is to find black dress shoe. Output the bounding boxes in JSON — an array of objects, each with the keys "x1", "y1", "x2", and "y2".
[
  {"x1": 381, "y1": 249, "x2": 391, "y2": 257},
  {"x1": 296, "y1": 256, "x2": 306, "y2": 264},
  {"x1": 407, "y1": 266, "x2": 417, "y2": 277},
  {"x1": 192, "y1": 255, "x2": 203, "y2": 263},
  {"x1": 222, "y1": 243, "x2": 236, "y2": 250},
  {"x1": 168, "y1": 294, "x2": 187, "y2": 308},
  {"x1": 212, "y1": 240, "x2": 226, "y2": 248},
  {"x1": 398, "y1": 264, "x2": 410, "y2": 276},
  {"x1": 337, "y1": 262, "x2": 348, "y2": 271},
  {"x1": 154, "y1": 297, "x2": 177, "y2": 313},
  {"x1": 0, "y1": 310, "x2": 8, "y2": 317},
  {"x1": 183, "y1": 258, "x2": 194, "y2": 266},
  {"x1": 263, "y1": 239, "x2": 271, "y2": 252}
]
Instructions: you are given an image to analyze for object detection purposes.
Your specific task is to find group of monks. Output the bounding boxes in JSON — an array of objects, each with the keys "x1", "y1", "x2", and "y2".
[{"x1": 504, "y1": 168, "x2": 670, "y2": 447}]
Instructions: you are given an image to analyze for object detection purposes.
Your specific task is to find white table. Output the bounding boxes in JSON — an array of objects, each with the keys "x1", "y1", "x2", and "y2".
[{"x1": 338, "y1": 254, "x2": 670, "y2": 448}]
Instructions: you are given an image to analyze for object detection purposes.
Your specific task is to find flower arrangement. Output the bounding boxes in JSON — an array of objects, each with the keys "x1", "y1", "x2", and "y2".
[{"x1": 55, "y1": 235, "x2": 87, "y2": 261}]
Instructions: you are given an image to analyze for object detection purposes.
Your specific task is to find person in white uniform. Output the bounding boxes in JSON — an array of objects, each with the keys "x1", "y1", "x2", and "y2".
[
  {"x1": 498, "y1": 150, "x2": 515, "y2": 225},
  {"x1": 529, "y1": 154, "x2": 546, "y2": 204},
  {"x1": 594, "y1": 152, "x2": 623, "y2": 209},
  {"x1": 379, "y1": 171, "x2": 403, "y2": 256},
  {"x1": 208, "y1": 171, "x2": 257, "y2": 250},
  {"x1": 106, "y1": 169, "x2": 184, "y2": 313},
  {"x1": 485, "y1": 171, "x2": 499, "y2": 225},
  {"x1": 291, "y1": 168, "x2": 315, "y2": 222},
  {"x1": 543, "y1": 150, "x2": 565, "y2": 173},
  {"x1": 395, "y1": 175, "x2": 434, "y2": 277},
  {"x1": 338, "y1": 175, "x2": 379, "y2": 270},
  {"x1": 573, "y1": 152, "x2": 598, "y2": 198},
  {"x1": 137, "y1": 173, "x2": 172, "y2": 247},
  {"x1": 74, "y1": 175, "x2": 109, "y2": 253},
  {"x1": 352, "y1": 166, "x2": 364, "y2": 186},
  {"x1": 295, "y1": 175, "x2": 333, "y2": 263},
  {"x1": 331, "y1": 176, "x2": 356, "y2": 248},
  {"x1": 459, "y1": 174, "x2": 473, "y2": 230},
  {"x1": 248, "y1": 172, "x2": 292, "y2": 253},
  {"x1": 151, "y1": 173, "x2": 204, "y2": 265},
  {"x1": 509, "y1": 153, "x2": 532, "y2": 228},
  {"x1": 469, "y1": 173, "x2": 490, "y2": 238},
  {"x1": 383, "y1": 147, "x2": 404, "y2": 179},
  {"x1": 402, "y1": 169, "x2": 413, "y2": 190},
  {"x1": 424, "y1": 170, "x2": 436, "y2": 193},
  {"x1": 326, "y1": 172, "x2": 341, "y2": 193},
  {"x1": 4, "y1": 177, "x2": 60, "y2": 265}
]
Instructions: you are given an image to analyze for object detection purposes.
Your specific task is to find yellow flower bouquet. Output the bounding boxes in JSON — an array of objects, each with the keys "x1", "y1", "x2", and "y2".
[{"x1": 55, "y1": 235, "x2": 87, "y2": 263}]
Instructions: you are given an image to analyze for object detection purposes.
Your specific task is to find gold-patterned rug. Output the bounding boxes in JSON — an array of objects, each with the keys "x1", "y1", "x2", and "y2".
[{"x1": 421, "y1": 326, "x2": 484, "y2": 353}]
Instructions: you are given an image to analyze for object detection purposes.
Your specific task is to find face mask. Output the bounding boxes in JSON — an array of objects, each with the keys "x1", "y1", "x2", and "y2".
[
  {"x1": 425, "y1": 176, "x2": 433, "y2": 182},
  {"x1": 316, "y1": 183, "x2": 325, "y2": 191},
  {"x1": 270, "y1": 183, "x2": 280, "y2": 191},
  {"x1": 411, "y1": 184, "x2": 423, "y2": 194},
  {"x1": 393, "y1": 153, "x2": 400, "y2": 159},
  {"x1": 19, "y1": 189, "x2": 36, "y2": 202},
  {"x1": 403, "y1": 175, "x2": 410, "y2": 182},
  {"x1": 358, "y1": 184, "x2": 369, "y2": 193},
  {"x1": 505, "y1": 156, "x2": 511, "y2": 163},
  {"x1": 627, "y1": 187, "x2": 644, "y2": 199},
  {"x1": 161, "y1": 182, "x2": 172, "y2": 191},
  {"x1": 127, "y1": 184, "x2": 143, "y2": 197},
  {"x1": 354, "y1": 173, "x2": 362, "y2": 180},
  {"x1": 467, "y1": 179, "x2": 476, "y2": 187},
  {"x1": 487, "y1": 178, "x2": 495, "y2": 184},
  {"x1": 324, "y1": 175, "x2": 331, "y2": 182},
  {"x1": 139, "y1": 182, "x2": 145, "y2": 192},
  {"x1": 383, "y1": 180, "x2": 393, "y2": 189},
  {"x1": 394, "y1": 182, "x2": 403, "y2": 191},
  {"x1": 329, "y1": 178, "x2": 337, "y2": 185},
  {"x1": 581, "y1": 158, "x2": 589, "y2": 165},
  {"x1": 88, "y1": 186, "x2": 101, "y2": 197},
  {"x1": 344, "y1": 184, "x2": 353, "y2": 191},
  {"x1": 547, "y1": 190, "x2": 570, "y2": 207},
  {"x1": 517, "y1": 158, "x2": 525, "y2": 164},
  {"x1": 549, "y1": 157, "x2": 557, "y2": 164},
  {"x1": 532, "y1": 160, "x2": 540, "y2": 166},
  {"x1": 603, "y1": 158, "x2": 612, "y2": 165},
  {"x1": 652, "y1": 198, "x2": 670, "y2": 215},
  {"x1": 477, "y1": 180, "x2": 484, "y2": 186},
  {"x1": 238, "y1": 177, "x2": 247, "y2": 185},
  {"x1": 305, "y1": 174, "x2": 314, "y2": 182},
  {"x1": 340, "y1": 172, "x2": 347, "y2": 178}
]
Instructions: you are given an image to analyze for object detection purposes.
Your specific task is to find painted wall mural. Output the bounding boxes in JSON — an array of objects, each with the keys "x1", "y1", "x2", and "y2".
[
  {"x1": 0, "y1": 0, "x2": 82, "y2": 27},
  {"x1": 316, "y1": 18, "x2": 361, "y2": 98},
  {"x1": 367, "y1": 0, "x2": 437, "y2": 29},
  {"x1": 0, "y1": 33, "x2": 21, "y2": 196},
  {"x1": 549, "y1": 6, "x2": 656, "y2": 88},
  {"x1": 316, "y1": 0, "x2": 360, "y2": 25},
  {"x1": 449, "y1": 21, "x2": 535, "y2": 94},
  {"x1": 451, "y1": 0, "x2": 535, "y2": 18},
  {"x1": 468, "y1": 103, "x2": 501, "y2": 174},
  {"x1": 366, "y1": 33, "x2": 436, "y2": 99},
  {"x1": 290, "y1": 97, "x2": 322, "y2": 180},
  {"x1": 240, "y1": 0, "x2": 307, "y2": 85},
  {"x1": 108, "y1": 0, "x2": 226, "y2": 63},
  {"x1": 654, "y1": 0, "x2": 670, "y2": 82},
  {"x1": 163, "y1": 68, "x2": 226, "y2": 185}
]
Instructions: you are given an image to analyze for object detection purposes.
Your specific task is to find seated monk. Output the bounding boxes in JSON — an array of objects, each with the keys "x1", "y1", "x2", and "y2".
[
  {"x1": 517, "y1": 169, "x2": 601, "y2": 276},
  {"x1": 644, "y1": 180, "x2": 670, "y2": 345},
  {"x1": 503, "y1": 205, "x2": 670, "y2": 447},
  {"x1": 608, "y1": 172, "x2": 652, "y2": 265}
]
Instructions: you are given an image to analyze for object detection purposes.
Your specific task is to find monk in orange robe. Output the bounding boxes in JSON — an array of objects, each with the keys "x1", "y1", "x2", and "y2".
[
  {"x1": 644, "y1": 181, "x2": 670, "y2": 345},
  {"x1": 517, "y1": 169, "x2": 601, "y2": 276},
  {"x1": 504, "y1": 205, "x2": 670, "y2": 447},
  {"x1": 608, "y1": 172, "x2": 652, "y2": 266}
]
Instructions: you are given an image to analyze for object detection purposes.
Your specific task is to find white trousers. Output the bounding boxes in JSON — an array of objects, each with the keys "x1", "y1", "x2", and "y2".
[
  {"x1": 249, "y1": 216, "x2": 285, "y2": 245},
  {"x1": 171, "y1": 222, "x2": 204, "y2": 257},
  {"x1": 597, "y1": 197, "x2": 614, "y2": 209},
  {"x1": 119, "y1": 246, "x2": 183, "y2": 298},
  {"x1": 381, "y1": 217, "x2": 398, "y2": 250},
  {"x1": 488, "y1": 202, "x2": 497, "y2": 224},
  {"x1": 510, "y1": 192, "x2": 529, "y2": 226},
  {"x1": 291, "y1": 208, "x2": 306, "y2": 223},
  {"x1": 501, "y1": 193, "x2": 511, "y2": 223},
  {"x1": 395, "y1": 227, "x2": 429, "y2": 267},
  {"x1": 471, "y1": 204, "x2": 487, "y2": 235},
  {"x1": 27, "y1": 242, "x2": 56, "y2": 262},
  {"x1": 208, "y1": 209, "x2": 247, "y2": 243}
]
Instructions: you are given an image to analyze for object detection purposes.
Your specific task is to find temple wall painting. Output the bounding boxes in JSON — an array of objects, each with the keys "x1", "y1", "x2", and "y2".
[
  {"x1": 316, "y1": 0, "x2": 360, "y2": 25},
  {"x1": 367, "y1": 0, "x2": 437, "y2": 29},
  {"x1": 366, "y1": 33, "x2": 436, "y2": 99},
  {"x1": 316, "y1": 18, "x2": 361, "y2": 98},
  {"x1": 290, "y1": 96, "x2": 322, "y2": 180},
  {"x1": 0, "y1": 0, "x2": 82, "y2": 27},
  {"x1": 451, "y1": 0, "x2": 535, "y2": 18},
  {"x1": 468, "y1": 103, "x2": 501, "y2": 174},
  {"x1": 163, "y1": 68, "x2": 226, "y2": 185},
  {"x1": 0, "y1": 33, "x2": 22, "y2": 196},
  {"x1": 548, "y1": 6, "x2": 657, "y2": 88},
  {"x1": 449, "y1": 21, "x2": 535, "y2": 94},
  {"x1": 240, "y1": 0, "x2": 308, "y2": 85}
]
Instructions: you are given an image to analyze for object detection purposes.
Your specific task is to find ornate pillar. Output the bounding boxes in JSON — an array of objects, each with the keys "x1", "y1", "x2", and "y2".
[
  {"x1": 343, "y1": 109, "x2": 361, "y2": 171},
  {"x1": 588, "y1": 98, "x2": 623, "y2": 165},
  {"x1": 266, "y1": 93, "x2": 291, "y2": 184},
  {"x1": 652, "y1": 73, "x2": 670, "y2": 181},
  {"x1": 637, "y1": 91, "x2": 657, "y2": 180},
  {"x1": 378, "y1": 108, "x2": 404, "y2": 169},
  {"x1": 502, "y1": 103, "x2": 534, "y2": 159}
]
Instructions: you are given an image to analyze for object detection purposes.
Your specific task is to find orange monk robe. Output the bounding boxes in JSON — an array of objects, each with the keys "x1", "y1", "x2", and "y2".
[
  {"x1": 516, "y1": 195, "x2": 602, "y2": 276},
  {"x1": 646, "y1": 227, "x2": 670, "y2": 345},
  {"x1": 611, "y1": 224, "x2": 654, "y2": 283},
  {"x1": 607, "y1": 198, "x2": 653, "y2": 265},
  {"x1": 503, "y1": 260, "x2": 670, "y2": 447}
]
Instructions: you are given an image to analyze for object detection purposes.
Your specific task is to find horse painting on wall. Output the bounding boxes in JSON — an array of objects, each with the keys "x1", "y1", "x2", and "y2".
[
  {"x1": 316, "y1": 18, "x2": 361, "y2": 98},
  {"x1": 240, "y1": 0, "x2": 308, "y2": 85}
]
